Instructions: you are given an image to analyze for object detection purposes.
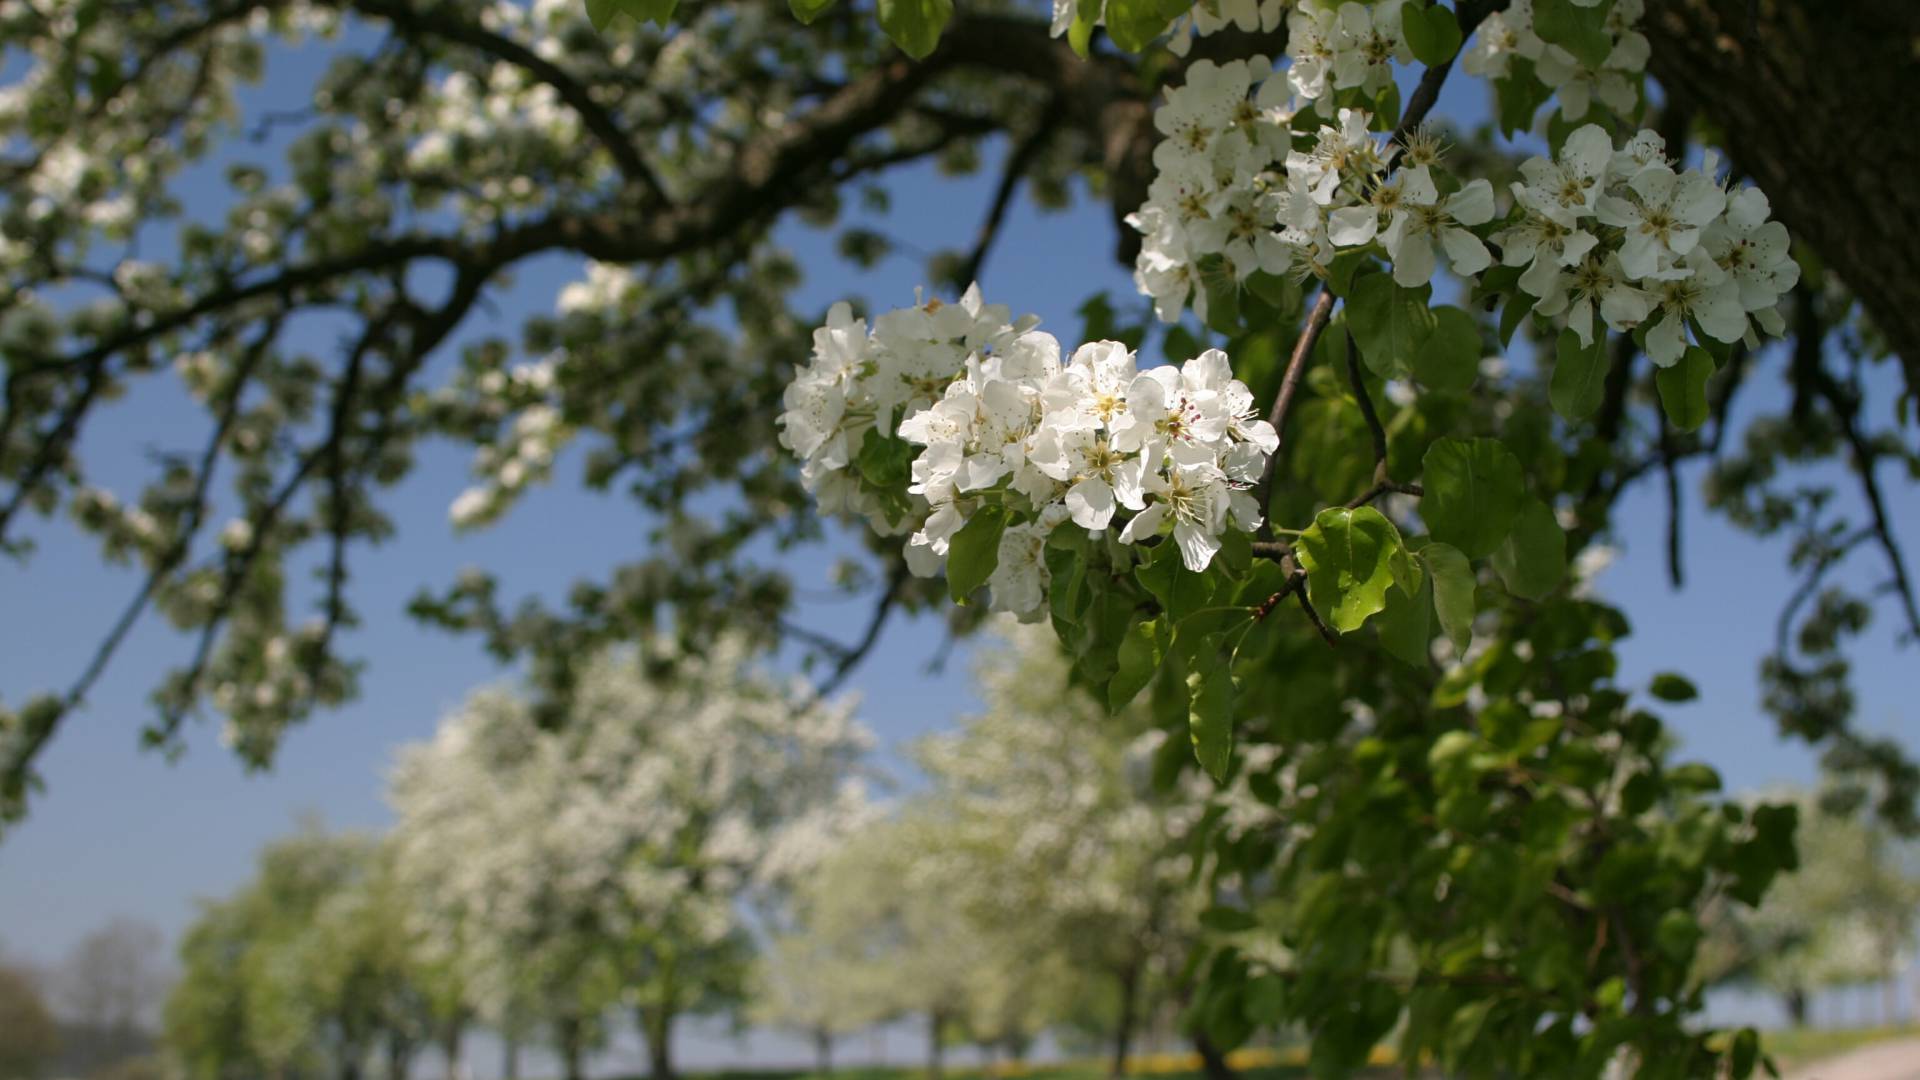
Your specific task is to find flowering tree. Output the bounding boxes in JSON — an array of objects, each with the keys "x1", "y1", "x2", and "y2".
[
  {"x1": 387, "y1": 638, "x2": 875, "y2": 1080},
  {"x1": 163, "y1": 825, "x2": 433, "y2": 1080},
  {"x1": 2, "y1": 0, "x2": 1917, "y2": 1072},
  {"x1": 909, "y1": 623, "x2": 1212, "y2": 1076}
]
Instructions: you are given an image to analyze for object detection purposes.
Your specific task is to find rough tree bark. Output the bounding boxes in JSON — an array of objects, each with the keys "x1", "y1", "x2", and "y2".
[{"x1": 1643, "y1": 0, "x2": 1920, "y2": 396}]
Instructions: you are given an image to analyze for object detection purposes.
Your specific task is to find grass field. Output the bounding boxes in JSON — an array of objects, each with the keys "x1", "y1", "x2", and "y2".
[{"x1": 1753, "y1": 1025, "x2": 1920, "y2": 1069}]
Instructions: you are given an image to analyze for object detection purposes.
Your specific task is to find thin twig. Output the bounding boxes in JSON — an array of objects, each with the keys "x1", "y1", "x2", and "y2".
[{"x1": 1254, "y1": 288, "x2": 1335, "y2": 518}]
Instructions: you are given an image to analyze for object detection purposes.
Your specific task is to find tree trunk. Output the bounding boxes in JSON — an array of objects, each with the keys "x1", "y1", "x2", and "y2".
[
  {"x1": 502, "y1": 1034, "x2": 520, "y2": 1080},
  {"x1": 638, "y1": 1006, "x2": 676, "y2": 1080},
  {"x1": 926, "y1": 1009, "x2": 946, "y2": 1080},
  {"x1": 812, "y1": 1027, "x2": 834, "y2": 1075},
  {"x1": 557, "y1": 1016, "x2": 586, "y2": 1080},
  {"x1": 1192, "y1": 1031, "x2": 1238, "y2": 1080},
  {"x1": 1642, "y1": 0, "x2": 1920, "y2": 395},
  {"x1": 386, "y1": 1033, "x2": 414, "y2": 1080},
  {"x1": 439, "y1": 1021, "x2": 465, "y2": 1080},
  {"x1": 1784, "y1": 987, "x2": 1809, "y2": 1028},
  {"x1": 1108, "y1": 961, "x2": 1142, "y2": 1079}
]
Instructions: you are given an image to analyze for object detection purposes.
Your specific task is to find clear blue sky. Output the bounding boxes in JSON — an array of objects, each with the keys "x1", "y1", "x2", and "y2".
[{"x1": 0, "y1": 30, "x2": 1915, "y2": 1067}]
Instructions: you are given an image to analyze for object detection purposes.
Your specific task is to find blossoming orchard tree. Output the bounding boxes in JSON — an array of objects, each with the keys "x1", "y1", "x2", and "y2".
[
  {"x1": 386, "y1": 639, "x2": 874, "y2": 1080},
  {"x1": 2, "y1": 0, "x2": 1918, "y2": 1072}
]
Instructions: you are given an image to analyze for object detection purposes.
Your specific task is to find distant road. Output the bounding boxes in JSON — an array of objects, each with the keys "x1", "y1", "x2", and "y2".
[{"x1": 1785, "y1": 1039, "x2": 1920, "y2": 1080}]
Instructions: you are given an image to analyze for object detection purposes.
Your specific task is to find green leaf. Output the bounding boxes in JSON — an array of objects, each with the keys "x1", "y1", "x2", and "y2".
[
  {"x1": 1347, "y1": 274, "x2": 1435, "y2": 378},
  {"x1": 1295, "y1": 506, "x2": 1405, "y2": 633},
  {"x1": 1729, "y1": 1029, "x2": 1760, "y2": 1080},
  {"x1": 1649, "y1": 672, "x2": 1698, "y2": 702},
  {"x1": 1656, "y1": 346, "x2": 1716, "y2": 432},
  {"x1": 1402, "y1": 2, "x2": 1464, "y2": 66},
  {"x1": 1420, "y1": 437, "x2": 1526, "y2": 559},
  {"x1": 1532, "y1": 0, "x2": 1614, "y2": 71},
  {"x1": 1172, "y1": 606, "x2": 1255, "y2": 665},
  {"x1": 946, "y1": 505, "x2": 1006, "y2": 603},
  {"x1": 1046, "y1": 542, "x2": 1088, "y2": 630},
  {"x1": 1110, "y1": 616, "x2": 1168, "y2": 714},
  {"x1": 1498, "y1": 290, "x2": 1531, "y2": 348},
  {"x1": 1066, "y1": 0, "x2": 1100, "y2": 56},
  {"x1": 854, "y1": 427, "x2": 911, "y2": 489},
  {"x1": 877, "y1": 0, "x2": 953, "y2": 59},
  {"x1": 1654, "y1": 909, "x2": 1701, "y2": 960},
  {"x1": 1104, "y1": 0, "x2": 1188, "y2": 52},
  {"x1": 1490, "y1": 497, "x2": 1565, "y2": 600},
  {"x1": 1136, "y1": 541, "x2": 1217, "y2": 622},
  {"x1": 1163, "y1": 323, "x2": 1202, "y2": 365},
  {"x1": 789, "y1": 0, "x2": 836, "y2": 24},
  {"x1": 1188, "y1": 658, "x2": 1235, "y2": 781},
  {"x1": 1411, "y1": 304, "x2": 1481, "y2": 393},
  {"x1": 585, "y1": 0, "x2": 620, "y2": 30},
  {"x1": 1200, "y1": 255, "x2": 1242, "y2": 335},
  {"x1": 1494, "y1": 58, "x2": 1551, "y2": 137},
  {"x1": 1548, "y1": 327, "x2": 1608, "y2": 420},
  {"x1": 1423, "y1": 542, "x2": 1475, "y2": 653},
  {"x1": 1378, "y1": 574, "x2": 1433, "y2": 667},
  {"x1": 1199, "y1": 906, "x2": 1259, "y2": 932},
  {"x1": 618, "y1": 0, "x2": 677, "y2": 26}
]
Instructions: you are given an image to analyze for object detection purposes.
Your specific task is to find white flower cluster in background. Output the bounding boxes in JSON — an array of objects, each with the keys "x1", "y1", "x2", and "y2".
[
  {"x1": 1493, "y1": 124, "x2": 1798, "y2": 365},
  {"x1": 1048, "y1": 0, "x2": 1287, "y2": 56},
  {"x1": 780, "y1": 290, "x2": 1275, "y2": 620},
  {"x1": 1463, "y1": 0, "x2": 1650, "y2": 122},
  {"x1": 1129, "y1": 62, "x2": 1496, "y2": 315},
  {"x1": 447, "y1": 359, "x2": 568, "y2": 529},
  {"x1": 1127, "y1": 57, "x2": 1294, "y2": 322},
  {"x1": 1285, "y1": 0, "x2": 1412, "y2": 107}
]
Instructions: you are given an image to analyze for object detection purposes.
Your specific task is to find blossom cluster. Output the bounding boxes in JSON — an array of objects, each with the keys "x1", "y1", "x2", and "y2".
[
  {"x1": 1464, "y1": 0, "x2": 1651, "y2": 122},
  {"x1": 1493, "y1": 124, "x2": 1798, "y2": 365},
  {"x1": 1127, "y1": 57, "x2": 1294, "y2": 321},
  {"x1": 1129, "y1": 59, "x2": 1497, "y2": 315},
  {"x1": 779, "y1": 290, "x2": 1275, "y2": 620},
  {"x1": 777, "y1": 285, "x2": 1041, "y2": 533},
  {"x1": 1284, "y1": 0, "x2": 1413, "y2": 107}
]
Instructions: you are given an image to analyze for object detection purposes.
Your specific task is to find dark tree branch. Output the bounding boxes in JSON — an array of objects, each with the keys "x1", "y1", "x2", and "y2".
[{"x1": 956, "y1": 101, "x2": 1063, "y2": 288}]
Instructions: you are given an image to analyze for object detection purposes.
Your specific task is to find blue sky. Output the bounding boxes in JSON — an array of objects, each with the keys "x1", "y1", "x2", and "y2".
[{"x1": 0, "y1": 26, "x2": 1916, "y2": 1067}]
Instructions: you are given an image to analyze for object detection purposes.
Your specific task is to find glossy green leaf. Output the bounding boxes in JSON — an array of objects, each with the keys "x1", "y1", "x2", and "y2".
[
  {"x1": 1104, "y1": 0, "x2": 1188, "y2": 52},
  {"x1": 1295, "y1": 506, "x2": 1405, "y2": 633},
  {"x1": 1491, "y1": 497, "x2": 1566, "y2": 600},
  {"x1": 1656, "y1": 346, "x2": 1716, "y2": 432},
  {"x1": 1411, "y1": 304, "x2": 1481, "y2": 392},
  {"x1": 877, "y1": 0, "x2": 953, "y2": 59},
  {"x1": 585, "y1": 0, "x2": 620, "y2": 30},
  {"x1": 1136, "y1": 541, "x2": 1217, "y2": 622},
  {"x1": 1378, "y1": 574, "x2": 1434, "y2": 667},
  {"x1": 945, "y1": 504, "x2": 1005, "y2": 603},
  {"x1": 1420, "y1": 437, "x2": 1526, "y2": 559},
  {"x1": 1402, "y1": 2, "x2": 1464, "y2": 66},
  {"x1": 1067, "y1": 0, "x2": 1099, "y2": 56},
  {"x1": 1549, "y1": 327, "x2": 1608, "y2": 420},
  {"x1": 1532, "y1": 0, "x2": 1613, "y2": 70},
  {"x1": 1347, "y1": 274, "x2": 1435, "y2": 378},
  {"x1": 1423, "y1": 541, "x2": 1475, "y2": 653}
]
